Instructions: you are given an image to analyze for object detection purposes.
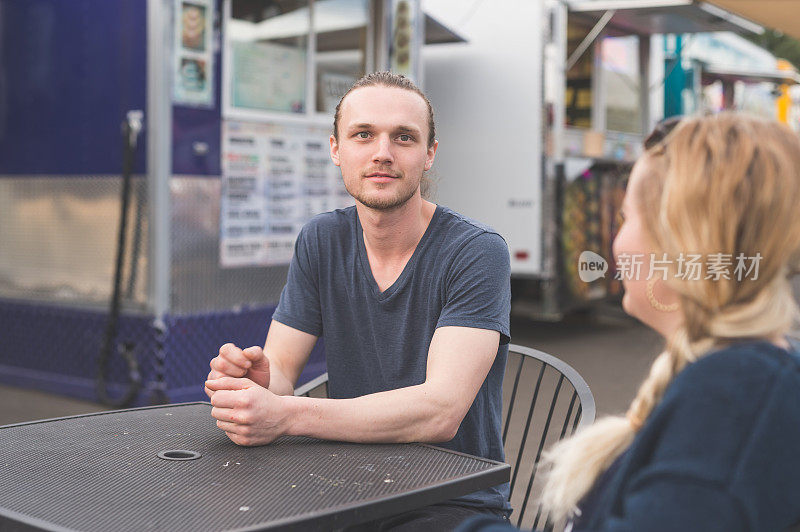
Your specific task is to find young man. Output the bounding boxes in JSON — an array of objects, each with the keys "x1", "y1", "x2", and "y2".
[{"x1": 205, "y1": 72, "x2": 512, "y2": 528}]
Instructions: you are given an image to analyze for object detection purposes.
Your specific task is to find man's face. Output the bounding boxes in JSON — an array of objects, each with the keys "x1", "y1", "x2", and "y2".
[{"x1": 330, "y1": 86, "x2": 437, "y2": 211}]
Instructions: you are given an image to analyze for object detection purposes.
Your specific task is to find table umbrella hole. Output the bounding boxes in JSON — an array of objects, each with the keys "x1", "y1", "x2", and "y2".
[{"x1": 158, "y1": 450, "x2": 202, "y2": 461}]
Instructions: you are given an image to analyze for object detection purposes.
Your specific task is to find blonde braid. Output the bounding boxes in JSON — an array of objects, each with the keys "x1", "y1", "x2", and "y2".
[
  {"x1": 706, "y1": 274, "x2": 799, "y2": 341},
  {"x1": 626, "y1": 331, "x2": 690, "y2": 430}
]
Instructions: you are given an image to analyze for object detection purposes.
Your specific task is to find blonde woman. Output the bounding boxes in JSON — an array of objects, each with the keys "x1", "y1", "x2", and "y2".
[{"x1": 459, "y1": 113, "x2": 800, "y2": 531}]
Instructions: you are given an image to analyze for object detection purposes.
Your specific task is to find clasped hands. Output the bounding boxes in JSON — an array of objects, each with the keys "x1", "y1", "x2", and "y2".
[{"x1": 205, "y1": 343, "x2": 290, "y2": 446}]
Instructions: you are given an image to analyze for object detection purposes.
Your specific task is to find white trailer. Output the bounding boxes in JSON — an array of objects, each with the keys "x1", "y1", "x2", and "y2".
[{"x1": 422, "y1": 0, "x2": 761, "y2": 318}]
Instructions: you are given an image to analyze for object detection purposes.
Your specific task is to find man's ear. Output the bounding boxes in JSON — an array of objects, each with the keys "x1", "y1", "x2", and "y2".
[
  {"x1": 424, "y1": 139, "x2": 438, "y2": 171},
  {"x1": 330, "y1": 134, "x2": 340, "y2": 167}
]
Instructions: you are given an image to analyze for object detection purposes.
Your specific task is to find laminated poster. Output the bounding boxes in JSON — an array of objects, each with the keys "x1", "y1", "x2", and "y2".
[
  {"x1": 174, "y1": 0, "x2": 214, "y2": 107},
  {"x1": 220, "y1": 120, "x2": 353, "y2": 268}
]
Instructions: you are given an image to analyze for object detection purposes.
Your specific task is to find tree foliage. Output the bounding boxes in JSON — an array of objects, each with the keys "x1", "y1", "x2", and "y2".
[{"x1": 746, "y1": 29, "x2": 800, "y2": 71}]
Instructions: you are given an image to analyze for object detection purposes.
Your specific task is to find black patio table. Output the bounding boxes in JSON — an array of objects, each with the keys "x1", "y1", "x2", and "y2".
[{"x1": 0, "y1": 402, "x2": 510, "y2": 531}]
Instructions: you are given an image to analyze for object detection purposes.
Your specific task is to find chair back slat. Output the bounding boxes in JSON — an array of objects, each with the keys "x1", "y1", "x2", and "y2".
[
  {"x1": 572, "y1": 404, "x2": 583, "y2": 435},
  {"x1": 509, "y1": 362, "x2": 546, "y2": 496},
  {"x1": 518, "y1": 374, "x2": 564, "y2": 525},
  {"x1": 560, "y1": 392, "x2": 579, "y2": 440},
  {"x1": 502, "y1": 356, "x2": 526, "y2": 445}
]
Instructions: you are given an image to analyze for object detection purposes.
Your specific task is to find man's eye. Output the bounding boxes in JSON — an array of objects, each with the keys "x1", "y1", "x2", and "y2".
[
  {"x1": 398, "y1": 134, "x2": 413, "y2": 142},
  {"x1": 356, "y1": 132, "x2": 370, "y2": 139}
]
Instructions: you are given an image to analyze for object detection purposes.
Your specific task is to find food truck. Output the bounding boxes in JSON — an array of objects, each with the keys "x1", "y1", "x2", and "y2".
[{"x1": 0, "y1": 0, "x2": 790, "y2": 405}]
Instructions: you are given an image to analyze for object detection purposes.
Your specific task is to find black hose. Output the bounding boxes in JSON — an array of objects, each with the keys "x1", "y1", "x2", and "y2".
[
  {"x1": 125, "y1": 179, "x2": 145, "y2": 300},
  {"x1": 97, "y1": 114, "x2": 142, "y2": 408}
]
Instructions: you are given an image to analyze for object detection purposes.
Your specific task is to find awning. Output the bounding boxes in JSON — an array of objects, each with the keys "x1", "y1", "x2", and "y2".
[
  {"x1": 706, "y1": 1, "x2": 800, "y2": 41},
  {"x1": 702, "y1": 64, "x2": 800, "y2": 85},
  {"x1": 568, "y1": 0, "x2": 763, "y2": 36},
  {"x1": 425, "y1": 12, "x2": 466, "y2": 45},
  {"x1": 228, "y1": 0, "x2": 465, "y2": 51}
]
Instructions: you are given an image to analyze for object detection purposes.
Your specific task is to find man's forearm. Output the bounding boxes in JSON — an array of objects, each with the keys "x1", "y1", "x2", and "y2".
[
  {"x1": 210, "y1": 327, "x2": 499, "y2": 447},
  {"x1": 278, "y1": 383, "x2": 464, "y2": 443},
  {"x1": 265, "y1": 354, "x2": 297, "y2": 397}
]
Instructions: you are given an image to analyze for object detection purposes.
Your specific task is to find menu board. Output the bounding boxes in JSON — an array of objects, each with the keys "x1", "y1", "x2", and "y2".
[{"x1": 221, "y1": 120, "x2": 353, "y2": 267}]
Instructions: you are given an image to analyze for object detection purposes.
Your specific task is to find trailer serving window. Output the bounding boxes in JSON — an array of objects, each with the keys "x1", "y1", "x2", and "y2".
[
  {"x1": 565, "y1": 23, "x2": 644, "y2": 135},
  {"x1": 601, "y1": 35, "x2": 642, "y2": 134},
  {"x1": 314, "y1": 0, "x2": 370, "y2": 113},
  {"x1": 565, "y1": 20, "x2": 594, "y2": 129},
  {"x1": 223, "y1": 0, "x2": 370, "y2": 121}
]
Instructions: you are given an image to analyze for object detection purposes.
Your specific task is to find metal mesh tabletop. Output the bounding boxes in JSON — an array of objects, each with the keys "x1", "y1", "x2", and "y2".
[{"x1": 0, "y1": 402, "x2": 509, "y2": 531}]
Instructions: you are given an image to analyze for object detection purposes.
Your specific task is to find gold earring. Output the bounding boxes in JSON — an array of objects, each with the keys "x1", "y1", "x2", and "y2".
[{"x1": 647, "y1": 278, "x2": 679, "y2": 312}]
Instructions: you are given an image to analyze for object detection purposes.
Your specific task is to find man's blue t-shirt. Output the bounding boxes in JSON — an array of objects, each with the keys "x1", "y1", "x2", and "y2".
[{"x1": 272, "y1": 204, "x2": 512, "y2": 512}]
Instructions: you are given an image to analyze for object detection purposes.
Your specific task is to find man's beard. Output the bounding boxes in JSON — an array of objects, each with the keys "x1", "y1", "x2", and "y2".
[{"x1": 344, "y1": 172, "x2": 420, "y2": 211}]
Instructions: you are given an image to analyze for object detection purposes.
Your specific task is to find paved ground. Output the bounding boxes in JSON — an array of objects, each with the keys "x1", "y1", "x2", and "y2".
[
  {"x1": 0, "y1": 308, "x2": 659, "y2": 427},
  {"x1": 0, "y1": 384, "x2": 109, "y2": 426}
]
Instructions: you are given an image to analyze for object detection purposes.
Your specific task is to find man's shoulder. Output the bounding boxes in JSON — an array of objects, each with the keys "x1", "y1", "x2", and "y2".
[
  {"x1": 299, "y1": 206, "x2": 357, "y2": 241},
  {"x1": 426, "y1": 207, "x2": 510, "y2": 281},
  {"x1": 437, "y1": 206, "x2": 502, "y2": 236},
  {"x1": 435, "y1": 206, "x2": 508, "y2": 250}
]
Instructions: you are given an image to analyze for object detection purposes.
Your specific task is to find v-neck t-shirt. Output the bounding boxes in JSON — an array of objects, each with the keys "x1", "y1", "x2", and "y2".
[{"x1": 273, "y1": 204, "x2": 512, "y2": 512}]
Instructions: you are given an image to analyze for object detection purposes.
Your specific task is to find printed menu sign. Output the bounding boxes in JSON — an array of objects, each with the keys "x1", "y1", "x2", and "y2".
[{"x1": 221, "y1": 120, "x2": 353, "y2": 267}]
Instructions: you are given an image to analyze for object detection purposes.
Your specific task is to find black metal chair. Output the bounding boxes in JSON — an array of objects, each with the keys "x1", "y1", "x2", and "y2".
[
  {"x1": 293, "y1": 343, "x2": 596, "y2": 531},
  {"x1": 502, "y1": 344, "x2": 595, "y2": 530}
]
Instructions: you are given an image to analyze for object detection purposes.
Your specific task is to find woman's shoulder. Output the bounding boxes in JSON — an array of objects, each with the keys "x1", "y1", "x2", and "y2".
[
  {"x1": 658, "y1": 340, "x2": 800, "y2": 434},
  {"x1": 674, "y1": 339, "x2": 800, "y2": 392},
  {"x1": 632, "y1": 340, "x2": 800, "y2": 529},
  {"x1": 646, "y1": 339, "x2": 800, "y2": 469},
  {"x1": 674, "y1": 340, "x2": 800, "y2": 528}
]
